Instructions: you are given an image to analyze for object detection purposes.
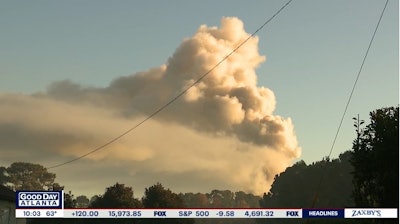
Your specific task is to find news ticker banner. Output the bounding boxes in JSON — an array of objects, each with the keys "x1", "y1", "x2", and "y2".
[
  {"x1": 16, "y1": 208, "x2": 399, "y2": 219},
  {"x1": 15, "y1": 191, "x2": 398, "y2": 219}
]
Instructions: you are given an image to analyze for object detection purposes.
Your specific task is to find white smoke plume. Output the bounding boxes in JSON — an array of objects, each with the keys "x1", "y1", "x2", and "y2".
[{"x1": 0, "y1": 17, "x2": 301, "y2": 195}]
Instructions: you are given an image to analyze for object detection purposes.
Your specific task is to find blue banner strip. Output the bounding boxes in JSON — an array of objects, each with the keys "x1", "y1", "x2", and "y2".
[{"x1": 302, "y1": 209, "x2": 344, "y2": 218}]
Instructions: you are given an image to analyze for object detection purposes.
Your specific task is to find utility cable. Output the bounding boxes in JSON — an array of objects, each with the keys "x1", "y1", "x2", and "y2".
[
  {"x1": 47, "y1": 0, "x2": 295, "y2": 169},
  {"x1": 310, "y1": 0, "x2": 389, "y2": 208}
]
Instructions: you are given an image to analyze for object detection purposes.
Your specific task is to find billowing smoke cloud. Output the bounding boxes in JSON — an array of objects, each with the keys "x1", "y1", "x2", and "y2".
[{"x1": 0, "y1": 17, "x2": 300, "y2": 196}]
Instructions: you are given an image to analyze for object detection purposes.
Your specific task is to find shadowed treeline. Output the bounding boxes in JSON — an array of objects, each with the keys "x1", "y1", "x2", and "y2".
[{"x1": 1, "y1": 106, "x2": 397, "y2": 224}]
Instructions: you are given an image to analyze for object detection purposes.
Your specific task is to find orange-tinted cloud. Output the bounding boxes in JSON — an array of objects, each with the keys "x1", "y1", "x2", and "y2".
[{"x1": 0, "y1": 17, "x2": 301, "y2": 196}]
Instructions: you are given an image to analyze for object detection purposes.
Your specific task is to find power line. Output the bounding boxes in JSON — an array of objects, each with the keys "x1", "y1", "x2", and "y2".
[
  {"x1": 47, "y1": 0, "x2": 295, "y2": 170},
  {"x1": 310, "y1": 0, "x2": 390, "y2": 208}
]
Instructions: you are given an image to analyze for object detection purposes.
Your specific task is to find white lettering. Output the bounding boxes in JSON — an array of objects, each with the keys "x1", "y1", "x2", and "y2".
[
  {"x1": 309, "y1": 211, "x2": 338, "y2": 216},
  {"x1": 19, "y1": 200, "x2": 59, "y2": 207}
]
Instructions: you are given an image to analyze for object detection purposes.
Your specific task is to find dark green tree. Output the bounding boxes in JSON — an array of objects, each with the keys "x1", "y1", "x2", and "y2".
[
  {"x1": 90, "y1": 182, "x2": 141, "y2": 208},
  {"x1": 260, "y1": 153, "x2": 354, "y2": 209},
  {"x1": 258, "y1": 154, "x2": 354, "y2": 224},
  {"x1": 76, "y1": 195, "x2": 90, "y2": 208},
  {"x1": 142, "y1": 182, "x2": 185, "y2": 208},
  {"x1": 88, "y1": 183, "x2": 141, "y2": 224},
  {"x1": 351, "y1": 106, "x2": 399, "y2": 208},
  {"x1": 180, "y1": 192, "x2": 210, "y2": 208},
  {"x1": 6, "y1": 162, "x2": 57, "y2": 190},
  {"x1": 141, "y1": 182, "x2": 194, "y2": 224},
  {"x1": 234, "y1": 191, "x2": 261, "y2": 208},
  {"x1": 64, "y1": 191, "x2": 77, "y2": 208},
  {"x1": 206, "y1": 190, "x2": 235, "y2": 208}
]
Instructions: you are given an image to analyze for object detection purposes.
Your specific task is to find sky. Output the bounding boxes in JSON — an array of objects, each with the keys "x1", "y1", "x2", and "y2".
[{"x1": 0, "y1": 0, "x2": 398, "y2": 198}]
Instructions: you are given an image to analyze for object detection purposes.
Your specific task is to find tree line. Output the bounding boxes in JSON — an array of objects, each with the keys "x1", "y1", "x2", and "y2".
[{"x1": 1, "y1": 106, "x2": 397, "y2": 224}]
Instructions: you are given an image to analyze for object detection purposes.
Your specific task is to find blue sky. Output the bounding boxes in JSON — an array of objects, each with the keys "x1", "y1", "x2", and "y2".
[{"x1": 0, "y1": 0, "x2": 398, "y2": 196}]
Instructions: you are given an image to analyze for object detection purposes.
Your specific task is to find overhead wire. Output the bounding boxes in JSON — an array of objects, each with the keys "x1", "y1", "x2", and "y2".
[
  {"x1": 310, "y1": 0, "x2": 390, "y2": 208},
  {"x1": 47, "y1": 0, "x2": 295, "y2": 170}
]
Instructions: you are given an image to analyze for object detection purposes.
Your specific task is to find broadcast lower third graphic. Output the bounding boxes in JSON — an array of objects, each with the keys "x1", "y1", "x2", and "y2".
[{"x1": 15, "y1": 191, "x2": 398, "y2": 219}]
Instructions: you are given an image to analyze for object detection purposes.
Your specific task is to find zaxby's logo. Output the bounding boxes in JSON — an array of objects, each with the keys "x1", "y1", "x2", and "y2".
[
  {"x1": 16, "y1": 191, "x2": 63, "y2": 209},
  {"x1": 351, "y1": 209, "x2": 382, "y2": 217}
]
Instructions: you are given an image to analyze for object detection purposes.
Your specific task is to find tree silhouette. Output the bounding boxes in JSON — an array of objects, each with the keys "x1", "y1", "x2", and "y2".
[
  {"x1": 90, "y1": 182, "x2": 141, "y2": 208},
  {"x1": 141, "y1": 182, "x2": 194, "y2": 224},
  {"x1": 6, "y1": 162, "x2": 57, "y2": 190},
  {"x1": 258, "y1": 153, "x2": 354, "y2": 224},
  {"x1": 180, "y1": 192, "x2": 209, "y2": 208},
  {"x1": 88, "y1": 182, "x2": 141, "y2": 224},
  {"x1": 76, "y1": 195, "x2": 90, "y2": 208},
  {"x1": 64, "y1": 191, "x2": 76, "y2": 208},
  {"x1": 351, "y1": 106, "x2": 399, "y2": 209},
  {"x1": 207, "y1": 190, "x2": 235, "y2": 208},
  {"x1": 142, "y1": 182, "x2": 185, "y2": 208}
]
